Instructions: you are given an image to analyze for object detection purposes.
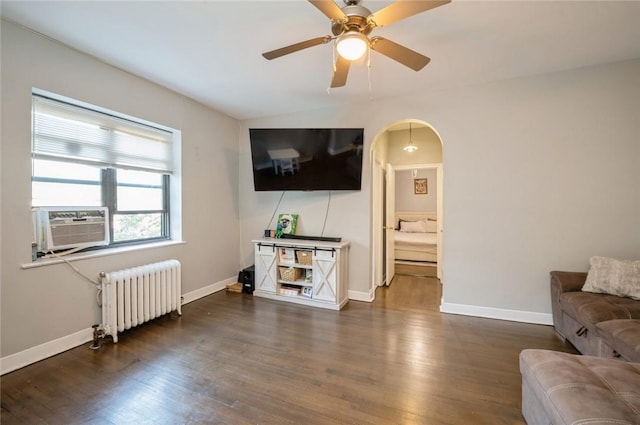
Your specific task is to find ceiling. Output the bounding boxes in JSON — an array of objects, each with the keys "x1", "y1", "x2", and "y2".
[{"x1": 2, "y1": 1, "x2": 640, "y2": 121}]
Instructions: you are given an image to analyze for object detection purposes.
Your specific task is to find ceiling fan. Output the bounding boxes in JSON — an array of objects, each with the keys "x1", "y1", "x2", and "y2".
[{"x1": 262, "y1": 0, "x2": 451, "y2": 88}]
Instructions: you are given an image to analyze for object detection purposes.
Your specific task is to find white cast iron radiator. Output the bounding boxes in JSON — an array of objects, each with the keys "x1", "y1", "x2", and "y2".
[{"x1": 101, "y1": 259, "x2": 182, "y2": 343}]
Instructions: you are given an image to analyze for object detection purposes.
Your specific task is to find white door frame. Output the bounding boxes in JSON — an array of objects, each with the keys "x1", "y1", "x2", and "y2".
[
  {"x1": 384, "y1": 163, "x2": 396, "y2": 286},
  {"x1": 370, "y1": 123, "x2": 445, "y2": 299},
  {"x1": 370, "y1": 156, "x2": 385, "y2": 296}
]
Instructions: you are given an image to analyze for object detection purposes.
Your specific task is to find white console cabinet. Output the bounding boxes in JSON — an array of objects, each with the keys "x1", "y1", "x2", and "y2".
[{"x1": 252, "y1": 238, "x2": 350, "y2": 310}]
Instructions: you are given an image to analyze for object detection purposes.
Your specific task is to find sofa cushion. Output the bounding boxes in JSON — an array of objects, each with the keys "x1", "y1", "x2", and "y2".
[
  {"x1": 583, "y1": 256, "x2": 640, "y2": 300},
  {"x1": 597, "y1": 319, "x2": 640, "y2": 362},
  {"x1": 559, "y1": 291, "x2": 640, "y2": 333},
  {"x1": 520, "y1": 349, "x2": 640, "y2": 425}
]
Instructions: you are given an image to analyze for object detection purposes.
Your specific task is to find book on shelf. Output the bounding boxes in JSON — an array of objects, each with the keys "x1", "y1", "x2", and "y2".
[
  {"x1": 278, "y1": 248, "x2": 295, "y2": 264},
  {"x1": 278, "y1": 284, "x2": 301, "y2": 297}
]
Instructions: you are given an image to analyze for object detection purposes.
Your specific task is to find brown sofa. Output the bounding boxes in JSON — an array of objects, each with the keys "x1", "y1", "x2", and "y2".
[
  {"x1": 550, "y1": 271, "x2": 640, "y2": 362},
  {"x1": 520, "y1": 349, "x2": 640, "y2": 425},
  {"x1": 520, "y1": 272, "x2": 640, "y2": 424}
]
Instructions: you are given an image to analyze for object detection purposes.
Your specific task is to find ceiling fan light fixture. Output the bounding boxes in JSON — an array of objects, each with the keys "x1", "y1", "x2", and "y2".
[{"x1": 336, "y1": 31, "x2": 368, "y2": 61}]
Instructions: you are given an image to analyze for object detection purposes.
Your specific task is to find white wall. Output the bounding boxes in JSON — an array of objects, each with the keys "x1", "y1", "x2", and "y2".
[
  {"x1": 396, "y1": 168, "x2": 437, "y2": 212},
  {"x1": 239, "y1": 59, "x2": 640, "y2": 318},
  {"x1": 0, "y1": 21, "x2": 240, "y2": 359}
]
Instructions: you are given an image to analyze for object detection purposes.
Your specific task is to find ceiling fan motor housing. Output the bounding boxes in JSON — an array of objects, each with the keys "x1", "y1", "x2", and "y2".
[{"x1": 332, "y1": 4, "x2": 373, "y2": 36}]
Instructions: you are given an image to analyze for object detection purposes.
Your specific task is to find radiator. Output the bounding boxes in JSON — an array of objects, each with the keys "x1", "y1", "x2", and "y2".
[{"x1": 101, "y1": 259, "x2": 182, "y2": 343}]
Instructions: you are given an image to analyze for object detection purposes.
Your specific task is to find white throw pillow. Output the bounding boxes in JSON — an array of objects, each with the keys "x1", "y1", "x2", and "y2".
[
  {"x1": 582, "y1": 256, "x2": 640, "y2": 300},
  {"x1": 399, "y1": 220, "x2": 426, "y2": 233}
]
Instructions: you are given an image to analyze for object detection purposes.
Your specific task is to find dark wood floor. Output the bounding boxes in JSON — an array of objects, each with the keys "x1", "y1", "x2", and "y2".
[{"x1": 1, "y1": 275, "x2": 576, "y2": 424}]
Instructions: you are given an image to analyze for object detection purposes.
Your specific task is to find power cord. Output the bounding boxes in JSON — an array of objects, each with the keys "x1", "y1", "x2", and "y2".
[
  {"x1": 44, "y1": 249, "x2": 102, "y2": 306},
  {"x1": 321, "y1": 191, "x2": 332, "y2": 237},
  {"x1": 266, "y1": 191, "x2": 286, "y2": 229},
  {"x1": 42, "y1": 246, "x2": 85, "y2": 259}
]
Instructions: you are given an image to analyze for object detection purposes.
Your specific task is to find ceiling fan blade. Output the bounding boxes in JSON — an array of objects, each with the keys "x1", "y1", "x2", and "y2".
[
  {"x1": 262, "y1": 36, "x2": 332, "y2": 60},
  {"x1": 308, "y1": 0, "x2": 346, "y2": 21},
  {"x1": 370, "y1": 36, "x2": 431, "y2": 71},
  {"x1": 331, "y1": 55, "x2": 351, "y2": 88},
  {"x1": 369, "y1": 0, "x2": 450, "y2": 27}
]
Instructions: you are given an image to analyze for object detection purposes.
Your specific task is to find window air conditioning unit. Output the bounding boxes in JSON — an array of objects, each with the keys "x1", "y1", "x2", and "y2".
[{"x1": 33, "y1": 207, "x2": 109, "y2": 252}]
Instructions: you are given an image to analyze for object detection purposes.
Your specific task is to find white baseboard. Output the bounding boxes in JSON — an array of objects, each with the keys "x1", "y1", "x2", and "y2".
[
  {"x1": 181, "y1": 276, "x2": 234, "y2": 305},
  {"x1": 439, "y1": 301, "x2": 553, "y2": 325},
  {"x1": 1, "y1": 275, "x2": 235, "y2": 376},
  {"x1": 348, "y1": 289, "x2": 374, "y2": 303},
  {"x1": 0, "y1": 327, "x2": 94, "y2": 376},
  {"x1": 347, "y1": 293, "x2": 552, "y2": 325}
]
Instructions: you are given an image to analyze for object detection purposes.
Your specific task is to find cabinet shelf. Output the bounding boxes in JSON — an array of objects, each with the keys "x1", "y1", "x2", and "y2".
[
  {"x1": 279, "y1": 263, "x2": 312, "y2": 269},
  {"x1": 278, "y1": 279, "x2": 313, "y2": 286}
]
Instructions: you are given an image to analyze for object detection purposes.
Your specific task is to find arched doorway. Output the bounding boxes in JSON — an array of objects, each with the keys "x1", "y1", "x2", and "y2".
[{"x1": 370, "y1": 119, "x2": 444, "y2": 300}]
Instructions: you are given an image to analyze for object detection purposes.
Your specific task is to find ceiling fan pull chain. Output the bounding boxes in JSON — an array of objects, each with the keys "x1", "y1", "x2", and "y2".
[{"x1": 367, "y1": 47, "x2": 373, "y2": 97}]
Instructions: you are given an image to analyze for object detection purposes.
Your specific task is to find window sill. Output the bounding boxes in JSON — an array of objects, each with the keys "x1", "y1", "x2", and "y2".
[{"x1": 21, "y1": 240, "x2": 186, "y2": 269}]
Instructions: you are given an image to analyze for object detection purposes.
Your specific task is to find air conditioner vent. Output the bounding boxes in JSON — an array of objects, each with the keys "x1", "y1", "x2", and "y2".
[{"x1": 33, "y1": 207, "x2": 110, "y2": 252}]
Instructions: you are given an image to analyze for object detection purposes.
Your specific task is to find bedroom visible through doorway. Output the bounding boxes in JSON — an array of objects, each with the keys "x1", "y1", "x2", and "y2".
[
  {"x1": 393, "y1": 169, "x2": 439, "y2": 276},
  {"x1": 370, "y1": 120, "x2": 443, "y2": 302}
]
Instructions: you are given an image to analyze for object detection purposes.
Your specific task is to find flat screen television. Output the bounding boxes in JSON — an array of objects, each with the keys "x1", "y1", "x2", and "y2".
[{"x1": 249, "y1": 128, "x2": 364, "y2": 191}]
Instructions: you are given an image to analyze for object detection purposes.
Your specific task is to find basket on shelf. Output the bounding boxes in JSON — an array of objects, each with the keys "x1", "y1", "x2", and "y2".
[
  {"x1": 279, "y1": 267, "x2": 302, "y2": 282},
  {"x1": 296, "y1": 250, "x2": 313, "y2": 266}
]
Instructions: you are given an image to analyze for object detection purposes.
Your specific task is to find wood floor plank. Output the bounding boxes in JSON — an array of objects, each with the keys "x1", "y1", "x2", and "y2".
[{"x1": 1, "y1": 277, "x2": 576, "y2": 424}]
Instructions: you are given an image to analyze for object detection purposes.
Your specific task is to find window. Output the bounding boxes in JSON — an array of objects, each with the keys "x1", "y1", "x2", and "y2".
[{"x1": 31, "y1": 92, "x2": 174, "y2": 246}]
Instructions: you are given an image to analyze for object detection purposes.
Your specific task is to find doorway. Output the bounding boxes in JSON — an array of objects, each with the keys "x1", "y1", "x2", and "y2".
[{"x1": 370, "y1": 120, "x2": 444, "y2": 300}]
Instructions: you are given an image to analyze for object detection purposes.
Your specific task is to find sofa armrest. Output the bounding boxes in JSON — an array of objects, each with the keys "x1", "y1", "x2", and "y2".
[
  {"x1": 550, "y1": 271, "x2": 588, "y2": 338},
  {"x1": 550, "y1": 271, "x2": 588, "y2": 294}
]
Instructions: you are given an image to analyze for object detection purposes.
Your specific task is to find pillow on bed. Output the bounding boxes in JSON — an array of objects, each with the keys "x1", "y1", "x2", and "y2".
[
  {"x1": 426, "y1": 220, "x2": 438, "y2": 233},
  {"x1": 582, "y1": 256, "x2": 640, "y2": 300},
  {"x1": 399, "y1": 220, "x2": 427, "y2": 233}
]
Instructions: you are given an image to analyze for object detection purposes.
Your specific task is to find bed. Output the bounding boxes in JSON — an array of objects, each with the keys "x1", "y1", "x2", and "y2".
[{"x1": 394, "y1": 211, "x2": 438, "y2": 263}]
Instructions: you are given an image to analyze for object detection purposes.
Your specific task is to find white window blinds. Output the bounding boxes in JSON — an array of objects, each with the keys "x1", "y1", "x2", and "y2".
[{"x1": 32, "y1": 94, "x2": 173, "y2": 173}]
